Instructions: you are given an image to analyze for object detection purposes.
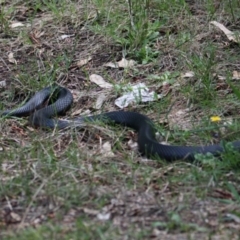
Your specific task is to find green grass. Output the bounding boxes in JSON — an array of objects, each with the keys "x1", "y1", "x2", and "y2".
[{"x1": 1, "y1": 0, "x2": 240, "y2": 239}]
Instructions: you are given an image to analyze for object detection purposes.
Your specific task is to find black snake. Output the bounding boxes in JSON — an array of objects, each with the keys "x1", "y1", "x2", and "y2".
[{"x1": 1, "y1": 85, "x2": 240, "y2": 161}]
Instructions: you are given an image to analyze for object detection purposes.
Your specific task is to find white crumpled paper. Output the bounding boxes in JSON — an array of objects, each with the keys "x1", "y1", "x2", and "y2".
[{"x1": 115, "y1": 83, "x2": 162, "y2": 109}]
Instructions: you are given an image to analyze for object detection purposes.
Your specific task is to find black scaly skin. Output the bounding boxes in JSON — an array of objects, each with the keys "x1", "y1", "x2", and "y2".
[
  {"x1": 1, "y1": 87, "x2": 56, "y2": 117},
  {"x1": 1, "y1": 85, "x2": 240, "y2": 161}
]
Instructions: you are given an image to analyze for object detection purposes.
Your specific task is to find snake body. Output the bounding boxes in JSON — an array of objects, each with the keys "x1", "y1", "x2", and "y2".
[{"x1": 1, "y1": 85, "x2": 240, "y2": 161}]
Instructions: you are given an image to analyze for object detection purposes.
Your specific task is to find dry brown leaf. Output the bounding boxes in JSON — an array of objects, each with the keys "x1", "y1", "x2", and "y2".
[
  {"x1": 217, "y1": 75, "x2": 226, "y2": 80},
  {"x1": 8, "y1": 52, "x2": 17, "y2": 64},
  {"x1": 10, "y1": 212, "x2": 21, "y2": 223},
  {"x1": 181, "y1": 71, "x2": 195, "y2": 78},
  {"x1": 100, "y1": 142, "x2": 115, "y2": 157},
  {"x1": 210, "y1": 21, "x2": 240, "y2": 43},
  {"x1": 95, "y1": 92, "x2": 108, "y2": 109},
  {"x1": 233, "y1": 71, "x2": 240, "y2": 80},
  {"x1": 76, "y1": 56, "x2": 92, "y2": 67},
  {"x1": 104, "y1": 58, "x2": 136, "y2": 69},
  {"x1": 89, "y1": 74, "x2": 113, "y2": 89},
  {"x1": 127, "y1": 139, "x2": 138, "y2": 151},
  {"x1": 10, "y1": 22, "x2": 24, "y2": 28},
  {"x1": 117, "y1": 58, "x2": 136, "y2": 68}
]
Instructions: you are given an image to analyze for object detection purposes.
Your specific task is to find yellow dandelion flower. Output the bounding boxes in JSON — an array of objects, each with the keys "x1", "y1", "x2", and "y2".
[{"x1": 210, "y1": 116, "x2": 221, "y2": 122}]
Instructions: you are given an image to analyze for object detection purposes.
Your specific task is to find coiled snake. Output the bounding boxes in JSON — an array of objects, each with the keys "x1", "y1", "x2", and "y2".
[{"x1": 1, "y1": 85, "x2": 240, "y2": 161}]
